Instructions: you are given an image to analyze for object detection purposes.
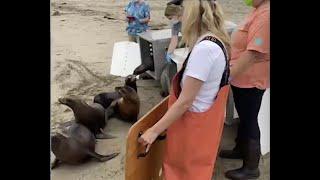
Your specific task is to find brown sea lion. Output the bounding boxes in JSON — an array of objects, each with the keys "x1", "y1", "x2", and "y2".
[
  {"x1": 93, "y1": 74, "x2": 137, "y2": 109},
  {"x1": 51, "y1": 123, "x2": 119, "y2": 169},
  {"x1": 58, "y1": 97, "x2": 115, "y2": 139},
  {"x1": 112, "y1": 86, "x2": 140, "y2": 123},
  {"x1": 137, "y1": 72, "x2": 154, "y2": 80},
  {"x1": 133, "y1": 59, "x2": 154, "y2": 76}
]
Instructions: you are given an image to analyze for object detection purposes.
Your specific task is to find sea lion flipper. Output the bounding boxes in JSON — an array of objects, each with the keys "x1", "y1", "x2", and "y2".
[
  {"x1": 105, "y1": 106, "x2": 115, "y2": 118},
  {"x1": 51, "y1": 158, "x2": 61, "y2": 169},
  {"x1": 95, "y1": 133, "x2": 117, "y2": 139},
  {"x1": 96, "y1": 128, "x2": 117, "y2": 139},
  {"x1": 114, "y1": 86, "x2": 122, "y2": 92},
  {"x1": 87, "y1": 151, "x2": 119, "y2": 162},
  {"x1": 111, "y1": 101, "x2": 117, "y2": 107},
  {"x1": 58, "y1": 119, "x2": 75, "y2": 129}
]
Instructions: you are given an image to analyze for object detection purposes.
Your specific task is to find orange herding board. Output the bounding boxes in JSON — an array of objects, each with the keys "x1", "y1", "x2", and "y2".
[{"x1": 125, "y1": 97, "x2": 169, "y2": 180}]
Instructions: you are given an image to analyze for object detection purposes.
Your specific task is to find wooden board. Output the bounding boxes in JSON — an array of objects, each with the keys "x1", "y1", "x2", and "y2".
[{"x1": 125, "y1": 97, "x2": 169, "y2": 180}]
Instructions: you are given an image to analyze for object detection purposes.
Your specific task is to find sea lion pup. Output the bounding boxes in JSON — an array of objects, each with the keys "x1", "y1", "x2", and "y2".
[
  {"x1": 137, "y1": 72, "x2": 154, "y2": 80},
  {"x1": 111, "y1": 85, "x2": 140, "y2": 123},
  {"x1": 94, "y1": 74, "x2": 137, "y2": 109},
  {"x1": 51, "y1": 123, "x2": 119, "y2": 169},
  {"x1": 58, "y1": 97, "x2": 115, "y2": 139},
  {"x1": 133, "y1": 58, "x2": 154, "y2": 76}
]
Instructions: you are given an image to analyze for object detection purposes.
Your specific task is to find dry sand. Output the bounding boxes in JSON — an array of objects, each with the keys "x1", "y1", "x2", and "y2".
[{"x1": 50, "y1": 0, "x2": 251, "y2": 179}]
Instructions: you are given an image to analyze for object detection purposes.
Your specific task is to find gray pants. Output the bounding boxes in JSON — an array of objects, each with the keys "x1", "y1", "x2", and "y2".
[{"x1": 160, "y1": 62, "x2": 177, "y2": 97}]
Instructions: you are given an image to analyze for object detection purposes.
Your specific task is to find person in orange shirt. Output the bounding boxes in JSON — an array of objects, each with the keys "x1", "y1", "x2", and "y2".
[{"x1": 219, "y1": 0, "x2": 270, "y2": 179}]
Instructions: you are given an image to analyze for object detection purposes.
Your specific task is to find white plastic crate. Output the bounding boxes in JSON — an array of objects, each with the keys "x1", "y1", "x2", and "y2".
[{"x1": 110, "y1": 41, "x2": 142, "y2": 77}]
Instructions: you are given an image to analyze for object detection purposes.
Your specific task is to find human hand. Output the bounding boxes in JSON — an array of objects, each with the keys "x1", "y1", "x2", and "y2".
[
  {"x1": 137, "y1": 128, "x2": 160, "y2": 153},
  {"x1": 228, "y1": 63, "x2": 233, "y2": 82},
  {"x1": 127, "y1": 16, "x2": 135, "y2": 23},
  {"x1": 133, "y1": 15, "x2": 142, "y2": 23}
]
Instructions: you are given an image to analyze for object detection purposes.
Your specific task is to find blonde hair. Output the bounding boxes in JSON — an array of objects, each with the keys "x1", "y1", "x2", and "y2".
[{"x1": 181, "y1": 0, "x2": 230, "y2": 53}]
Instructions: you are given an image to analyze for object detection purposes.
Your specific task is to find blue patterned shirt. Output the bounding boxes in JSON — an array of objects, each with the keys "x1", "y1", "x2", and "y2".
[{"x1": 125, "y1": 1, "x2": 150, "y2": 36}]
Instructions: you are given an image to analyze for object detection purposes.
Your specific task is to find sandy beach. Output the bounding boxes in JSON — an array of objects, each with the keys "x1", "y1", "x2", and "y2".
[{"x1": 50, "y1": 1, "x2": 254, "y2": 179}]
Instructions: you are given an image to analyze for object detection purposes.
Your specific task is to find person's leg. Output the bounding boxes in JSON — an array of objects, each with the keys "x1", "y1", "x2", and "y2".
[
  {"x1": 219, "y1": 85, "x2": 246, "y2": 159},
  {"x1": 128, "y1": 35, "x2": 137, "y2": 42},
  {"x1": 225, "y1": 87, "x2": 265, "y2": 179},
  {"x1": 224, "y1": 89, "x2": 234, "y2": 126},
  {"x1": 232, "y1": 86, "x2": 247, "y2": 142},
  {"x1": 244, "y1": 88, "x2": 265, "y2": 141}
]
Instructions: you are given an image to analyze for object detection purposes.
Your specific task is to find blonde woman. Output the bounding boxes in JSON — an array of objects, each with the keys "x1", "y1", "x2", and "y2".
[{"x1": 139, "y1": 0, "x2": 230, "y2": 179}]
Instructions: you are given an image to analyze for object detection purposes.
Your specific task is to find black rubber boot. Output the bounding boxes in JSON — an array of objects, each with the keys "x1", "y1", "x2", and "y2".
[
  {"x1": 219, "y1": 139, "x2": 245, "y2": 159},
  {"x1": 225, "y1": 139, "x2": 261, "y2": 180}
]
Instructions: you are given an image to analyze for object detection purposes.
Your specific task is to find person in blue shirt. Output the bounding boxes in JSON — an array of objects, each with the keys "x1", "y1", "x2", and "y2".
[
  {"x1": 125, "y1": 0, "x2": 151, "y2": 42},
  {"x1": 164, "y1": 3, "x2": 183, "y2": 64},
  {"x1": 159, "y1": 2, "x2": 183, "y2": 97}
]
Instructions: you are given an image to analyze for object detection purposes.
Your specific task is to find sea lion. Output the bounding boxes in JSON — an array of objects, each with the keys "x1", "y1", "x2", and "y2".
[
  {"x1": 58, "y1": 97, "x2": 115, "y2": 139},
  {"x1": 93, "y1": 74, "x2": 137, "y2": 109},
  {"x1": 133, "y1": 59, "x2": 154, "y2": 76},
  {"x1": 51, "y1": 122, "x2": 119, "y2": 169},
  {"x1": 111, "y1": 86, "x2": 140, "y2": 123},
  {"x1": 138, "y1": 72, "x2": 154, "y2": 80}
]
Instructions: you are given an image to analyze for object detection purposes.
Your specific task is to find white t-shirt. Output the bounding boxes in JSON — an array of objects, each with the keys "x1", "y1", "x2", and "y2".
[{"x1": 181, "y1": 36, "x2": 226, "y2": 112}]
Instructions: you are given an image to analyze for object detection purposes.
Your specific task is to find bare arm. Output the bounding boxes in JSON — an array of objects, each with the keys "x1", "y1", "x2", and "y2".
[
  {"x1": 230, "y1": 50, "x2": 266, "y2": 79},
  {"x1": 139, "y1": 17, "x2": 150, "y2": 23},
  {"x1": 231, "y1": 10, "x2": 269, "y2": 79},
  {"x1": 138, "y1": 76, "x2": 203, "y2": 151},
  {"x1": 152, "y1": 76, "x2": 203, "y2": 134},
  {"x1": 167, "y1": 35, "x2": 179, "y2": 54}
]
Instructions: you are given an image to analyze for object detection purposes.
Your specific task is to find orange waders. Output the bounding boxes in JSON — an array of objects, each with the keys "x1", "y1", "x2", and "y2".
[{"x1": 162, "y1": 36, "x2": 230, "y2": 180}]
